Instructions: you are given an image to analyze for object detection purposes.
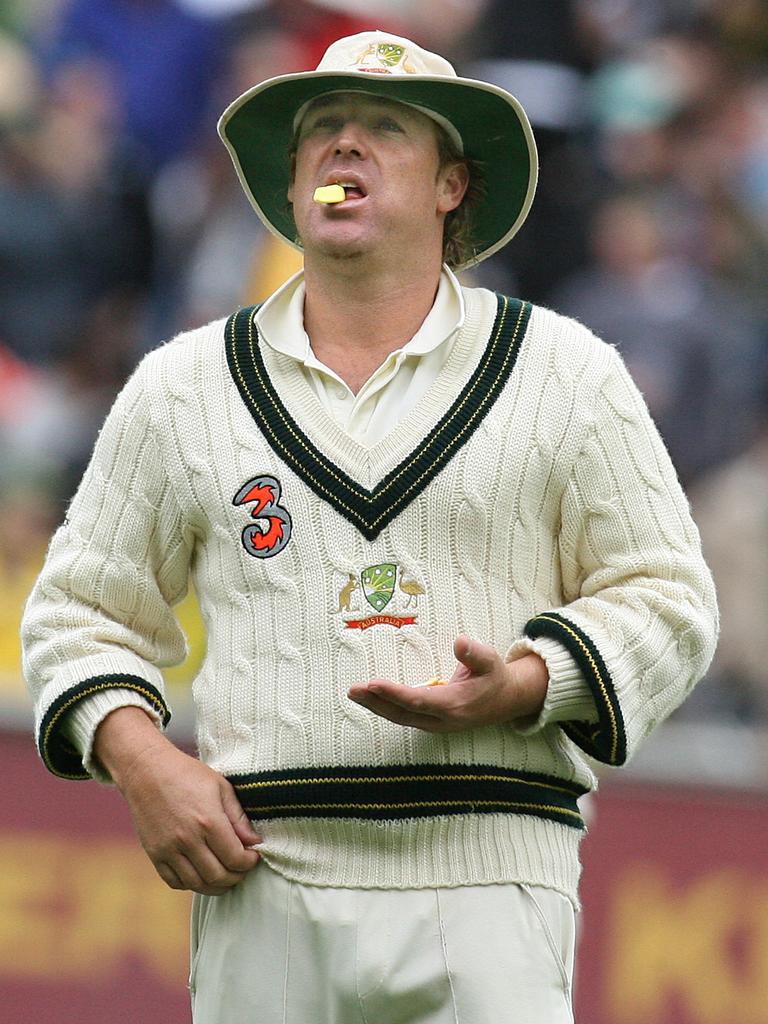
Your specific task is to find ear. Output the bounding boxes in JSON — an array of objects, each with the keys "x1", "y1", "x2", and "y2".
[{"x1": 437, "y1": 161, "x2": 469, "y2": 214}]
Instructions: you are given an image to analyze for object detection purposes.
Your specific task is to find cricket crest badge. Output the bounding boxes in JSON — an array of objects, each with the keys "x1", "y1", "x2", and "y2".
[
  {"x1": 336, "y1": 563, "x2": 425, "y2": 630},
  {"x1": 352, "y1": 41, "x2": 417, "y2": 74}
]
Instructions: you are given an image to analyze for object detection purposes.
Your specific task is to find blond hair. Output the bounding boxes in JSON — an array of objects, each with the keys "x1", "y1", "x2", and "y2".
[{"x1": 435, "y1": 129, "x2": 485, "y2": 270}]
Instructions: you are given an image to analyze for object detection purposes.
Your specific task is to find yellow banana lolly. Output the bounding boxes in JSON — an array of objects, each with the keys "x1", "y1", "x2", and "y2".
[{"x1": 314, "y1": 184, "x2": 346, "y2": 204}]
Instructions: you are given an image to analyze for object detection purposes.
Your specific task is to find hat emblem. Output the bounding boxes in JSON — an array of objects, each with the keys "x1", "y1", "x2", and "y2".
[{"x1": 352, "y1": 41, "x2": 417, "y2": 75}]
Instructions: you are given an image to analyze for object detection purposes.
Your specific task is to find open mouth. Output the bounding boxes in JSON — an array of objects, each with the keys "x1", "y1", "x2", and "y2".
[
  {"x1": 313, "y1": 180, "x2": 368, "y2": 206},
  {"x1": 337, "y1": 181, "x2": 366, "y2": 200}
]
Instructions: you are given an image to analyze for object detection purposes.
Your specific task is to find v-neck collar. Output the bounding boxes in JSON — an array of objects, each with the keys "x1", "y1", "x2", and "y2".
[{"x1": 225, "y1": 292, "x2": 531, "y2": 540}]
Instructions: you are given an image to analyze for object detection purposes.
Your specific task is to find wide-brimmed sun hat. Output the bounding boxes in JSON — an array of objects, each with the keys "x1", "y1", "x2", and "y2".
[{"x1": 217, "y1": 30, "x2": 538, "y2": 272}]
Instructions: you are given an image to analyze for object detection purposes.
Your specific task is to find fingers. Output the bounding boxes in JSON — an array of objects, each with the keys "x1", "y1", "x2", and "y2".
[
  {"x1": 348, "y1": 682, "x2": 455, "y2": 732},
  {"x1": 219, "y1": 778, "x2": 263, "y2": 851},
  {"x1": 156, "y1": 861, "x2": 185, "y2": 890},
  {"x1": 127, "y1": 756, "x2": 263, "y2": 895},
  {"x1": 453, "y1": 634, "x2": 498, "y2": 676},
  {"x1": 151, "y1": 820, "x2": 258, "y2": 895},
  {"x1": 350, "y1": 679, "x2": 444, "y2": 711},
  {"x1": 165, "y1": 790, "x2": 261, "y2": 893},
  {"x1": 348, "y1": 635, "x2": 510, "y2": 733},
  {"x1": 155, "y1": 847, "x2": 251, "y2": 896},
  {"x1": 204, "y1": 829, "x2": 261, "y2": 878}
]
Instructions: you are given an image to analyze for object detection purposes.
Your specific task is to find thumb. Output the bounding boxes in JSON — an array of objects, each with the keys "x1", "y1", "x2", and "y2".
[
  {"x1": 453, "y1": 634, "x2": 498, "y2": 676},
  {"x1": 220, "y1": 779, "x2": 262, "y2": 848}
]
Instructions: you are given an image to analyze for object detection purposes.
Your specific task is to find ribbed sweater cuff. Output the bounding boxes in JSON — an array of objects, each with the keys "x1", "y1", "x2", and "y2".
[
  {"x1": 505, "y1": 636, "x2": 599, "y2": 734},
  {"x1": 62, "y1": 688, "x2": 164, "y2": 784}
]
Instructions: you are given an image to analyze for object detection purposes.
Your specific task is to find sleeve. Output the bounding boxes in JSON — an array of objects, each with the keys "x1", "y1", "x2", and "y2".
[
  {"x1": 511, "y1": 346, "x2": 718, "y2": 764},
  {"x1": 21, "y1": 354, "x2": 195, "y2": 780}
]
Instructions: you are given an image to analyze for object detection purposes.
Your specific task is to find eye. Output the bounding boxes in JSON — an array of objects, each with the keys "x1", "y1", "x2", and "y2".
[
  {"x1": 305, "y1": 114, "x2": 344, "y2": 134},
  {"x1": 375, "y1": 117, "x2": 404, "y2": 132}
]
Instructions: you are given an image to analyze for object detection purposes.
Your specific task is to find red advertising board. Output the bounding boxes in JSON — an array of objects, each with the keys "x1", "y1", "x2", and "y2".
[
  {"x1": 3, "y1": 725, "x2": 768, "y2": 1023},
  {"x1": 576, "y1": 782, "x2": 768, "y2": 1023},
  {"x1": 1, "y1": 728, "x2": 191, "y2": 1024}
]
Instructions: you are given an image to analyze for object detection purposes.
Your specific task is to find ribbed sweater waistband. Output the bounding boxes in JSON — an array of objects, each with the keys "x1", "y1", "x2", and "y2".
[{"x1": 226, "y1": 763, "x2": 587, "y2": 831}]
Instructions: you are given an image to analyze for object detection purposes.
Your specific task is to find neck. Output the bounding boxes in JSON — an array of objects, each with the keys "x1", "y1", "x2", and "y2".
[{"x1": 302, "y1": 256, "x2": 443, "y2": 393}]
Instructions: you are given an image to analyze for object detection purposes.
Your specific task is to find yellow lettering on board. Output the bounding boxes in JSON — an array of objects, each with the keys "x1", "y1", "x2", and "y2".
[
  {"x1": 606, "y1": 864, "x2": 768, "y2": 1024},
  {"x1": 0, "y1": 834, "x2": 189, "y2": 984},
  {"x1": 0, "y1": 836, "x2": 64, "y2": 974},
  {"x1": 743, "y1": 879, "x2": 768, "y2": 1013}
]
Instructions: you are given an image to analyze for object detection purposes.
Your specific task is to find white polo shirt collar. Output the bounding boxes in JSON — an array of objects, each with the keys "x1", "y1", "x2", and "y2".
[{"x1": 255, "y1": 266, "x2": 465, "y2": 366}]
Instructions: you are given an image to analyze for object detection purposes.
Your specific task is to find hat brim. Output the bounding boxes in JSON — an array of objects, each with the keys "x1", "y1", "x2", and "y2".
[{"x1": 218, "y1": 70, "x2": 538, "y2": 272}]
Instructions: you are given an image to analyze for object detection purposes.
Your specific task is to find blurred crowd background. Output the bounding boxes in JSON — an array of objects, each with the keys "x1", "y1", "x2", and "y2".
[{"x1": 1, "y1": 0, "x2": 766, "y2": 727}]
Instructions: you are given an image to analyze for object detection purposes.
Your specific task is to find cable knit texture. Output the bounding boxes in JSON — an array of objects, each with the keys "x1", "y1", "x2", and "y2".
[{"x1": 21, "y1": 287, "x2": 717, "y2": 906}]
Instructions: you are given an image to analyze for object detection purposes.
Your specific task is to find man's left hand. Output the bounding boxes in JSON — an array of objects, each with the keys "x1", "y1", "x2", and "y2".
[{"x1": 347, "y1": 636, "x2": 548, "y2": 732}]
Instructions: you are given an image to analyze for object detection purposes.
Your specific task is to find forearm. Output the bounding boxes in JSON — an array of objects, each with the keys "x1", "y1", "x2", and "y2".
[{"x1": 92, "y1": 705, "x2": 175, "y2": 791}]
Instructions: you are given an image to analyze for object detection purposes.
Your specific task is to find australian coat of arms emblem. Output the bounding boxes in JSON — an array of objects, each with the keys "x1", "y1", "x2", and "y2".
[
  {"x1": 337, "y1": 563, "x2": 425, "y2": 630},
  {"x1": 353, "y1": 42, "x2": 417, "y2": 74}
]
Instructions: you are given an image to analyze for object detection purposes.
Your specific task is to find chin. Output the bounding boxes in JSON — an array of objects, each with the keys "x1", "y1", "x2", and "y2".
[{"x1": 310, "y1": 233, "x2": 374, "y2": 261}]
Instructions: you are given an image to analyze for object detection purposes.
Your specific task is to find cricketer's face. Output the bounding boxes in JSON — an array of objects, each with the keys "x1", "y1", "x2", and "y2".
[{"x1": 288, "y1": 92, "x2": 467, "y2": 268}]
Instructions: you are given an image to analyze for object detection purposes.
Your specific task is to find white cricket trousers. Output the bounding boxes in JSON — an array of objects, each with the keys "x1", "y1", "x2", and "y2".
[{"x1": 189, "y1": 862, "x2": 576, "y2": 1023}]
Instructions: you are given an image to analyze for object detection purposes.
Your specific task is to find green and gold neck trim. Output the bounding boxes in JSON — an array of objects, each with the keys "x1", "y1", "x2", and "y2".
[{"x1": 225, "y1": 293, "x2": 531, "y2": 540}]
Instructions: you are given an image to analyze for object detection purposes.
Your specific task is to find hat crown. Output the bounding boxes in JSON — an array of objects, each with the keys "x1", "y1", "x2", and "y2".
[{"x1": 316, "y1": 31, "x2": 457, "y2": 80}]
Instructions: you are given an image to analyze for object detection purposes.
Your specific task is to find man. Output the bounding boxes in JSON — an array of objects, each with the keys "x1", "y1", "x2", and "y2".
[{"x1": 22, "y1": 31, "x2": 717, "y2": 1023}]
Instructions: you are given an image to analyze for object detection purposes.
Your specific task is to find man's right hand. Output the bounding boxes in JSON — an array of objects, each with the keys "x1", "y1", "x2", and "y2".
[{"x1": 94, "y1": 706, "x2": 262, "y2": 895}]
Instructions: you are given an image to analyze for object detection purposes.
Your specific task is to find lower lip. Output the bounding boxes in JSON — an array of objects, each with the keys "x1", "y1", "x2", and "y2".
[{"x1": 325, "y1": 193, "x2": 367, "y2": 207}]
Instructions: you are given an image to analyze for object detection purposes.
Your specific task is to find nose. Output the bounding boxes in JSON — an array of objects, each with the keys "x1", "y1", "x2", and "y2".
[{"x1": 333, "y1": 120, "x2": 367, "y2": 159}]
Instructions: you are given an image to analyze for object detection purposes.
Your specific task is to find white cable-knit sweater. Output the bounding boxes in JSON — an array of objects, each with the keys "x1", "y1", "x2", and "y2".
[{"x1": 21, "y1": 287, "x2": 717, "y2": 905}]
